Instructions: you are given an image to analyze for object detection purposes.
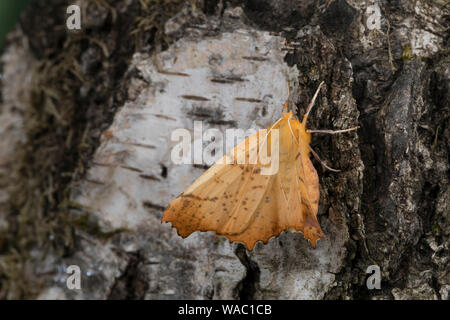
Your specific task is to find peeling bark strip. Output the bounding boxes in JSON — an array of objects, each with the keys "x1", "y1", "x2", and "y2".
[
  {"x1": 153, "y1": 114, "x2": 177, "y2": 121},
  {"x1": 121, "y1": 142, "x2": 157, "y2": 149},
  {"x1": 234, "y1": 98, "x2": 264, "y2": 103},
  {"x1": 242, "y1": 56, "x2": 269, "y2": 61},
  {"x1": 0, "y1": 0, "x2": 447, "y2": 300},
  {"x1": 210, "y1": 76, "x2": 247, "y2": 84},
  {"x1": 181, "y1": 95, "x2": 210, "y2": 101},
  {"x1": 157, "y1": 70, "x2": 190, "y2": 77},
  {"x1": 142, "y1": 201, "x2": 165, "y2": 211},
  {"x1": 139, "y1": 174, "x2": 161, "y2": 181},
  {"x1": 120, "y1": 165, "x2": 143, "y2": 173},
  {"x1": 86, "y1": 179, "x2": 106, "y2": 185}
]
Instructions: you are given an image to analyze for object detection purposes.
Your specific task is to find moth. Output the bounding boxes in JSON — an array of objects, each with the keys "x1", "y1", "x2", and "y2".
[{"x1": 162, "y1": 82, "x2": 357, "y2": 250}]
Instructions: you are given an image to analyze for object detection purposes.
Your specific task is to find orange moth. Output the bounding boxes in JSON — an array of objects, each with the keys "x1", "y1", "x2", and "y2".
[{"x1": 162, "y1": 82, "x2": 357, "y2": 250}]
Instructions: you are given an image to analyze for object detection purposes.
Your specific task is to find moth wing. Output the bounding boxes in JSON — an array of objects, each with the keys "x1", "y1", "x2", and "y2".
[
  {"x1": 224, "y1": 118, "x2": 324, "y2": 249},
  {"x1": 294, "y1": 149, "x2": 324, "y2": 247},
  {"x1": 272, "y1": 116, "x2": 324, "y2": 247},
  {"x1": 162, "y1": 127, "x2": 279, "y2": 248},
  {"x1": 162, "y1": 115, "x2": 325, "y2": 249},
  {"x1": 223, "y1": 173, "x2": 289, "y2": 249}
]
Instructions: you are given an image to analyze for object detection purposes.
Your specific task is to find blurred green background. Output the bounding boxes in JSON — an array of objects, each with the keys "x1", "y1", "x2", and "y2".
[{"x1": 0, "y1": 0, "x2": 33, "y2": 49}]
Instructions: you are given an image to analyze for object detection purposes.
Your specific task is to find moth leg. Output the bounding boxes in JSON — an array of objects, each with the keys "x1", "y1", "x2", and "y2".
[
  {"x1": 302, "y1": 81, "x2": 324, "y2": 125},
  {"x1": 307, "y1": 144, "x2": 340, "y2": 172},
  {"x1": 307, "y1": 127, "x2": 359, "y2": 134}
]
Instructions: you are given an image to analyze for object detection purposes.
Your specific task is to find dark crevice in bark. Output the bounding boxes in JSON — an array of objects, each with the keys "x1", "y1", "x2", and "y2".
[
  {"x1": 108, "y1": 251, "x2": 149, "y2": 300},
  {"x1": 234, "y1": 244, "x2": 260, "y2": 300},
  {"x1": 431, "y1": 275, "x2": 442, "y2": 300},
  {"x1": 319, "y1": 0, "x2": 356, "y2": 38},
  {"x1": 204, "y1": 0, "x2": 222, "y2": 15},
  {"x1": 232, "y1": 0, "x2": 316, "y2": 34}
]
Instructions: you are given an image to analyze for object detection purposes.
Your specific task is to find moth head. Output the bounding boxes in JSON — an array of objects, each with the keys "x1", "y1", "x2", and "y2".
[{"x1": 281, "y1": 110, "x2": 311, "y2": 145}]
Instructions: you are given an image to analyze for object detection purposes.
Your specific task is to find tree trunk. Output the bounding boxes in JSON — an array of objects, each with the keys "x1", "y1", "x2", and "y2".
[{"x1": 0, "y1": 0, "x2": 448, "y2": 300}]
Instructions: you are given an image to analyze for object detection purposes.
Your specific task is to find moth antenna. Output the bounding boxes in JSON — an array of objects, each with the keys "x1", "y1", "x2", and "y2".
[
  {"x1": 307, "y1": 144, "x2": 341, "y2": 172},
  {"x1": 302, "y1": 81, "x2": 324, "y2": 125},
  {"x1": 287, "y1": 118, "x2": 299, "y2": 144},
  {"x1": 307, "y1": 126, "x2": 359, "y2": 134},
  {"x1": 260, "y1": 117, "x2": 283, "y2": 152}
]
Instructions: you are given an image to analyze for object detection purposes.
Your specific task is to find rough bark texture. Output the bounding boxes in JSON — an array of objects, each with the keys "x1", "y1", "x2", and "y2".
[{"x1": 0, "y1": 0, "x2": 448, "y2": 300}]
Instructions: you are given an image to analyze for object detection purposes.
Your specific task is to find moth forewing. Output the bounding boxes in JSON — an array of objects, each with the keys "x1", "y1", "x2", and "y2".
[{"x1": 162, "y1": 82, "x2": 336, "y2": 249}]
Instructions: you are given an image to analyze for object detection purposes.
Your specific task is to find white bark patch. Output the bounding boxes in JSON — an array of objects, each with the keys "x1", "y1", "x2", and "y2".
[
  {"x1": 70, "y1": 25, "x2": 350, "y2": 299},
  {"x1": 251, "y1": 206, "x2": 349, "y2": 299},
  {"x1": 67, "y1": 21, "x2": 352, "y2": 298},
  {"x1": 410, "y1": 29, "x2": 441, "y2": 57},
  {"x1": 71, "y1": 28, "x2": 294, "y2": 299},
  {"x1": 74, "y1": 29, "x2": 290, "y2": 231}
]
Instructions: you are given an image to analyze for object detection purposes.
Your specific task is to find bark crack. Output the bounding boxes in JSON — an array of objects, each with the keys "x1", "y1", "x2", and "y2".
[
  {"x1": 233, "y1": 244, "x2": 260, "y2": 300},
  {"x1": 107, "y1": 251, "x2": 148, "y2": 300}
]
